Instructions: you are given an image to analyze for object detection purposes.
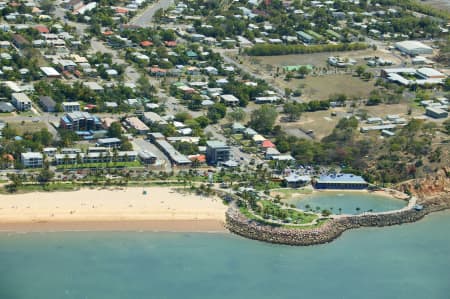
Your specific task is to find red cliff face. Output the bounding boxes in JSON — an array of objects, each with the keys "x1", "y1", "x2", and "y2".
[{"x1": 397, "y1": 167, "x2": 450, "y2": 202}]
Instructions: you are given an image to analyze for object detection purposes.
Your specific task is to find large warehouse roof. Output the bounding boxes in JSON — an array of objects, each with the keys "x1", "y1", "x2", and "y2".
[{"x1": 395, "y1": 41, "x2": 433, "y2": 55}]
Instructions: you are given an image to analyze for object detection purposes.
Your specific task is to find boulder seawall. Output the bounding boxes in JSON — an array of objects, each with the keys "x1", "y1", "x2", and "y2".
[{"x1": 225, "y1": 196, "x2": 450, "y2": 246}]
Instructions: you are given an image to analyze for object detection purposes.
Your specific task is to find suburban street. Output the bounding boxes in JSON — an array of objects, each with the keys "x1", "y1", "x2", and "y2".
[{"x1": 129, "y1": 0, "x2": 175, "y2": 27}]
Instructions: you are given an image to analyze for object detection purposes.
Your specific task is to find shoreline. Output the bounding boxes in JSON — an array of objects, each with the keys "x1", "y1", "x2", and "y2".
[
  {"x1": 0, "y1": 219, "x2": 227, "y2": 233},
  {"x1": 0, "y1": 186, "x2": 228, "y2": 233}
]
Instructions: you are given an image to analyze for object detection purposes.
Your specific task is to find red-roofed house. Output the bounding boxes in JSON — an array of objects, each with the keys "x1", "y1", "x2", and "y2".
[
  {"x1": 84, "y1": 104, "x2": 97, "y2": 110},
  {"x1": 261, "y1": 140, "x2": 276, "y2": 149},
  {"x1": 149, "y1": 67, "x2": 167, "y2": 77},
  {"x1": 115, "y1": 7, "x2": 128, "y2": 14},
  {"x1": 102, "y1": 30, "x2": 114, "y2": 36},
  {"x1": 188, "y1": 154, "x2": 206, "y2": 163},
  {"x1": 140, "y1": 40, "x2": 153, "y2": 47},
  {"x1": 164, "y1": 41, "x2": 177, "y2": 47},
  {"x1": 35, "y1": 25, "x2": 49, "y2": 34}
]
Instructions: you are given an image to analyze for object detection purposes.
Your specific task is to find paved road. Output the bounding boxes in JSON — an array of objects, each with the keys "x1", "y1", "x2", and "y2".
[{"x1": 129, "y1": 0, "x2": 175, "y2": 27}]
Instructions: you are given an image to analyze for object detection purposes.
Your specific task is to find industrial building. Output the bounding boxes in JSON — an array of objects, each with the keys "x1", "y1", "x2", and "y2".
[
  {"x1": 426, "y1": 107, "x2": 448, "y2": 119},
  {"x1": 394, "y1": 40, "x2": 433, "y2": 55}
]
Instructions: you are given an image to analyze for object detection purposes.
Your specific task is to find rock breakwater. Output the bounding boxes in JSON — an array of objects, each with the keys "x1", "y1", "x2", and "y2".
[{"x1": 225, "y1": 194, "x2": 450, "y2": 246}]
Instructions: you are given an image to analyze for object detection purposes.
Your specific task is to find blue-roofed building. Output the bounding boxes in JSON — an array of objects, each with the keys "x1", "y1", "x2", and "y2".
[{"x1": 314, "y1": 174, "x2": 368, "y2": 189}]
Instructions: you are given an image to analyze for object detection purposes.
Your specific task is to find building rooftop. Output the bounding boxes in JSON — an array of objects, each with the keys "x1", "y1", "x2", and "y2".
[
  {"x1": 40, "y1": 66, "x2": 60, "y2": 77},
  {"x1": 285, "y1": 174, "x2": 311, "y2": 183},
  {"x1": 97, "y1": 137, "x2": 121, "y2": 144},
  {"x1": 12, "y1": 92, "x2": 31, "y2": 103},
  {"x1": 21, "y1": 152, "x2": 43, "y2": 159},
  {"x1": 206, "y1": 140, "x2": 228, "y2": 148},
  {"x1": 316, "y1": 174, "x2": 367, "y2": 184},
  {"x1": 395, "y1": 40, "x2": 432, "y2": 51}
]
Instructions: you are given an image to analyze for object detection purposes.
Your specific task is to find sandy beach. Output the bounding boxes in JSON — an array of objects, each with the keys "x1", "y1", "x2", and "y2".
[{"x1": 0, "y1": 187, "x2": 228, "y2": 232}]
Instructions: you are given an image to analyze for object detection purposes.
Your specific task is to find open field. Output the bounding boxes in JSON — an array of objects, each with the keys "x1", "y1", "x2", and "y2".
[
  {"x1": 424, "y1": 0, "x2": 450, "y2": 11},
  {"x1": 298, "y1": 74, "x2": 376, "y2": 100},
  {"x1": 243, "y1": 48, "x2": 402, "y2": 70},
  {"x1": 9, "y1": 121, "x2": 47, "y2": 134},
  {"x1": 279, "y1": 102, "x2": 418, "y2": 140},
  {"x1": 239, "y1": 49, "x2": 405, "y2": 100}
]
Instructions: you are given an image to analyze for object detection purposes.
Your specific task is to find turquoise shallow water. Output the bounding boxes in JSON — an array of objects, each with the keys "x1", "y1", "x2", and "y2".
[
  {"x1": 1, "y1": 211, "x2": 450, "y2": 299},
  {"x1": 288, "y1": 191, "x2": 407, "y2": 214}
]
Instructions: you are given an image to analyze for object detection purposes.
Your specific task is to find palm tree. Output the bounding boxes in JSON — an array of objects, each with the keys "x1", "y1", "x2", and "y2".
[{"x1": 356, "y1": 207, "x2": 361, "y2": 214}]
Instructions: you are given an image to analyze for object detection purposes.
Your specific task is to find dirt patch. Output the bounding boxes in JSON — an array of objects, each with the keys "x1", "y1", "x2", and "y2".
[{"x1": 299, "y1": 74, "x2": 376, "y2": 100}]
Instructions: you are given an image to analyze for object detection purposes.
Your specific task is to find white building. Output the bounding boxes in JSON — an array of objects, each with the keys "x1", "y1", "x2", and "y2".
[
  {"x1": 395, "y1": 41, "x2": 433, "y2": 55},
  {"x1": 21, "y1": 152, "x2": 43, "y2": 168},
  {"x1": 62, "y1": 102, "x2": 80, "y2": 112},
  {"x1": 11, "y1": 92, "x2": 32, "y2": 111}
]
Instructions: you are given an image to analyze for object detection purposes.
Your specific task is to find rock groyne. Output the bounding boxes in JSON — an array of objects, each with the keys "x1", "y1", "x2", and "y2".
[{"x1": 225, "y1": 196, "x2": 450, "y2": 246}]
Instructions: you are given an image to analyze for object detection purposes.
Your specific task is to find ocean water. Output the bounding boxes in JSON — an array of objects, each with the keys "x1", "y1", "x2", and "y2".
[
  {"x1": 288, "y1": 191, "x2": 407, "y2": 214},
  {"x1": 1, "y1": 212, "x2": 450, "y2": 299}
]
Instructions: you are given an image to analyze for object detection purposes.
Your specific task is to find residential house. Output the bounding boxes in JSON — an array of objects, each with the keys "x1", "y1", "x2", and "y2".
[
  {"x1": 39, "y1": 96, "x2": 56, "y2": 112},
  {"x1": 0, "y1": 101, "x2": 15, "y2": 113},
  {"x1": 21, "y1": 152, "x2": 43, "y2": 168},
  {"x1": 220, "y1": 94, "x2": 239, "y2": 106},
  {"x1": 124, "y1": 116, "x2": 149, "y2": 134},
  {"x1": 11, "y1": 93, "x2": 32, "y2": 111},
  {"x1": 62, "y1": 102, "x2": 81, "y2": 113}
]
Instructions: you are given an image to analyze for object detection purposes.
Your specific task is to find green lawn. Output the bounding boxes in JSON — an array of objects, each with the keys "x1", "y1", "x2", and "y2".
[
  {"x1": 257, "y1": 200, "x2": 317, "y2": 224},
  {"x1": 56, "y1": 161, "x2": 142, "y2": 170},
  {"x1": 239, "y1": 206, "x2": 326, "y2": 229}
]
